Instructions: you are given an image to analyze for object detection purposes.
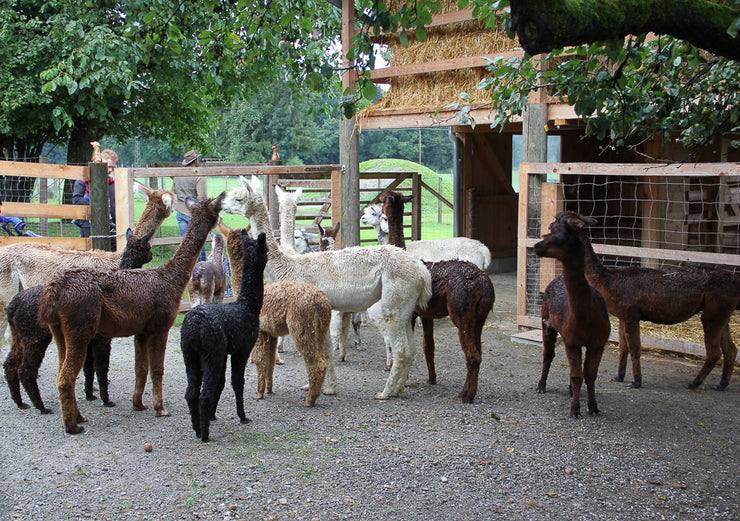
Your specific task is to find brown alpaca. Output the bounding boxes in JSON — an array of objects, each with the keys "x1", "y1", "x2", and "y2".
[
  {"x1": 534, "y1": 213, "x2": 611, "y2": 418},
  {"x1": 0, "y1": 184, "x2": 174, "y2": 358},
  {"x1": 380, "y1": 190, "x2": 495, "y2": 403},
  {"x1": 220, "y1": 224, "x2": 330, "y2": 406},
  {"x1": 565, "y1": 211, "x2": 740, "y2": 390},
  {"x1": 187, "y1": 233, "x2": 227, "y2": 306},
  {"x1": 38, "y1": 194, "x2": 224, "y2": 434}
]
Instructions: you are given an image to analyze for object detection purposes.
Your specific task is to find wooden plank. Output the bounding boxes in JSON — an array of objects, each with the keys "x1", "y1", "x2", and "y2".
[
  {"x1": 358, "y1": 105, "x2": 521, "y2": 130},
  {"x1": 128, "y1": 164, "x2": 341, "y2": 178},
  {"x1": 0, "y1": 236, "x2": 90, "y2": 250},
  {"x1": 1, "y1": 201, "x2": 89, "y2": 220},
  {"x1": 0, "y1": 160, "x2": 87, "y2": 180},
  {"x1": 370, "y1": 50, "x2": 525, "y2": 82},
  {"x1": 522, "y1": 162, "x2": 740, "y2": 178},
  {"x1": 115, "y1": 169, "x2": 134, "y2": 251},
  {"x1": 522, "y1": 238, "x2": 740, "y2": 267},
  {"x1": 516, "y1": 165, "x2": 532, "y2": 321},
  {"x1": 539, "y1": 182, "x2": 563, "y2": 292}
]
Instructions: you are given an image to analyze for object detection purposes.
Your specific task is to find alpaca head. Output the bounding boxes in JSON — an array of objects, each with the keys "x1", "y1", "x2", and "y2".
[
  {"x1": 275, "y1": 184, "x2": 302, "y2": 209},
  {"x1": 318, "y1": 222, "x2": 340, "y2": 251},
  {"x1": 119, "y1": 227, "x2": 156, "y2": 267},
  {"x1": 240, "y1": 230, "x2": 268, "y2": 272},
  {"x1": 534, "y1": 211, "x2": 597, "y2": 262},
  {"x1": 222, "y1": 175, "x2": 264, "y2": 219},
  {"x1": 185, "y1": 192, "x2": 225, "y2": 227},
  {"x1": 379, "y1": 191, "x2": 413, "y2": 220},
  {"x1": 294, "y1": 229, "x2": 311, "y2": 254},
  {"x1": 361, "y1": 205, "x2": 389, "y2": 234}
]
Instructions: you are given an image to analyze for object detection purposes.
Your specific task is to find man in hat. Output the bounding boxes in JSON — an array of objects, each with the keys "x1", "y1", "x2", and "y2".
[{"x1": 172, "y1": 149, "x2": 207, "y2": 261}]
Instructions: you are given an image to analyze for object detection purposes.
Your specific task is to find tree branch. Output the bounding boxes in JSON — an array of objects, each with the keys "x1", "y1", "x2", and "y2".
[{"x1": 509, "y1": 0, "x2": 740, "y2": 61}]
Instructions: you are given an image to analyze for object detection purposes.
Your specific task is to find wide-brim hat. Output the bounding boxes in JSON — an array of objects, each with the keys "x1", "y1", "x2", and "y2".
[{"x1": 182, "y1": 149, "x2": 202, "y2": 166}]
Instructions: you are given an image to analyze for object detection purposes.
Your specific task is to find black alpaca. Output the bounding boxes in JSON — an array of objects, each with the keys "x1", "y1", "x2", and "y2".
[
  {"x1": 4, "y1": 229, "x2": 155, "y2": 413},
  {"x1": 181, "y1": 231, "x2": 267, "y2": 442}
]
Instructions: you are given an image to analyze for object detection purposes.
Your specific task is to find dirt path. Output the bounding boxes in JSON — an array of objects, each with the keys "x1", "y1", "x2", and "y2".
[{"x1": 1, "y1": 272, "x2": 738, "y2": 520}]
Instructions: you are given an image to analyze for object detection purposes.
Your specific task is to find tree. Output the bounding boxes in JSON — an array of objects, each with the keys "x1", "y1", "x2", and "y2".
[{"x1": 354, "y1": 0, "x2": 740, "y2": 159}]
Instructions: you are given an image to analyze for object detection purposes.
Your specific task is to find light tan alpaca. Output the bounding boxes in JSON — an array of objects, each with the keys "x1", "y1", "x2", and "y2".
[
  {"x1": 222, "y1": 176, "x2": 433, "y2": 400},
  {"x1": 0, "y1": 184, "x2": 174, "y2": 361},
  {"x1": 219, "y1": 222, "x2": 329, "y2": 405}
]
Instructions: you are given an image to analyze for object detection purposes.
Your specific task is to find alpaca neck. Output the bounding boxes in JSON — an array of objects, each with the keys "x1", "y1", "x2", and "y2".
[
  {"x1": 236, "y1": 250, "x2": 265, "y2": 315},
  {"x1": 278, "y1": 198, "x2": 298, "y2": 252},
  {"x1": 579, "y1": 230, "x2": 610, "y2": 291},
  {"x1": 244, "y1": 196, "x2": 285, "y2": 272},
  {"x1": 560, "y1": 251, "x2": 594, "y2": 318},
  {"x1": 375, "y1": 225, "x2": 388, "y2": 246},
  {"x1": 385, "y1": 207, "x2": 406, "y2": 249},
  {"x1": 161, "y1": 209, "x2": 213, "y2": 288},
  {"x1": 211, "y1": 236, "x2": 224, "y2": 264}
]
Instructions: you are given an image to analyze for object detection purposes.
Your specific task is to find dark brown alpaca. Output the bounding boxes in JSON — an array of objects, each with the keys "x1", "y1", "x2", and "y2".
[
  {"x1": 380, "y1": 191, "x2": 495, "y2": 403},
  {"x1": 534, "y1": 213, "x2": 611, "y2": 418},
  {"x1": 38, "y1": 194, "x2": 225, "y2": 434},
  {"x1": 568, "y1": 211, "x2": 740, "y2": 390},
  {"x1": 4, "y1": 228, "x2": 155, "y2": 414}
]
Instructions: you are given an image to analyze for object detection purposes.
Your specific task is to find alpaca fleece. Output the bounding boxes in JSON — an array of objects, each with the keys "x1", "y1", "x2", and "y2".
[{"x1": 181, "y1": 231, "x2": 267, "y2": 442}]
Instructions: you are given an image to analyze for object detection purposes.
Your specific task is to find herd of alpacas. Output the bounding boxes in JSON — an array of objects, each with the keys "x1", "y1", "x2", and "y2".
[{"x1": 1, "y1": 176, "x2": 738, "y2": 440}]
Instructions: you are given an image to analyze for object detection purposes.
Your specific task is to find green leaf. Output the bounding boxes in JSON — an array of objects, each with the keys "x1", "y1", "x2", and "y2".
[{"x1": 362, "y1": 80, "x2": 377, "y2": 101}]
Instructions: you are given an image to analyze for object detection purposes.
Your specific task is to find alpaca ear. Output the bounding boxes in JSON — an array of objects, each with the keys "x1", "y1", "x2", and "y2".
[
  {"x1": 318, "y1": 223, "x2": 325, "y2": 236},
  {"x1": 334, "y1": 222, "x2": 341, "y2": 234},
  {"x1": 185, "y1": 196, "x2": 197, "y2": 210},
  {"x1": 257, "y1": 232, "x2": 267, "y2": 250},
  {"x1": 141, "y1": 227, "x2": 156, "y2": 243},
  {"x1": 403, "y1": 195, "x2": 413, "y2": 204},
  {"x1": 126, "y1": 228, "x2": 134, "y2": 241},
  {"x1": 275, "y1": 184, "x2": 284, "y2": 197},
  {"x1": 212, "y1": 192, "x2": 225, "y2": 212},
  {"x1": 293, "y1": 187, "x2": 303, "y2": 200},
  {"x1": 250, "y1": 175, "x2": 261, "y2": 192},
  {"x1": 380, "y1": 215, "x2": 389, "y2": 233},
  {"x1": 239, "y1": 176, "x2": 250, "y2": 188}
]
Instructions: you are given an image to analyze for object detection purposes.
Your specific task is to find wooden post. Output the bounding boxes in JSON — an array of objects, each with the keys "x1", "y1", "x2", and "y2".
[
  {"x1": 89, "y1": 162, "x2": 111, "y2": 251},
  {"x1": 38, "y1": 156, "x2": 48, "y2": 236},
  {"x1": 412, "y1": 173, "x2": 421, "y2": 241},
  {"x1": 114, "y1": 168, "x2": 134, "y2": 251},
  {"x1": 438, "y1": 176, "x2": 443, "y2": 224},
  {"x1": 339, "y1": 0, "x2": 360, "y2": 247}
]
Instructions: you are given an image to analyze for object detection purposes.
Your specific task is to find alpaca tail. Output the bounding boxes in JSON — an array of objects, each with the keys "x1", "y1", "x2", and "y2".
[
  {"x1": 415, "y1": 264, "x2": 433, "y2": 311},
  {"x1": 37, "y1": 282, "x2": 60, "y2": 326}
]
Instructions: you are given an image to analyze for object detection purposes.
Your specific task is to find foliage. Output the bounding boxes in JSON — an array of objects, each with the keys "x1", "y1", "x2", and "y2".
[{"x1": 356, "y1": 0, "x2": 740, "y2": 159}]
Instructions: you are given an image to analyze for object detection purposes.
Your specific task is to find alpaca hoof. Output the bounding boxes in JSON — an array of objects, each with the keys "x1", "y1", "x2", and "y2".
[
  {"x1": 613, "y1": 376, "x2": 625, "y2": 382},
  {"x1": 301, "y1": 384, "x2": 309, "y2": 391},
  {"x1": 86, "y1": 394, "x2": 98, "y2": 401},
  {"x1": 711, "y1": 384, "x2": 727, "y2": 391},
  {"x1": 536, "y1": 385, "x2": 546, "y2": 394},
  {"x1": 66, "y1": 425, "x2": 85, "y2": 435},
  {"x1": 253, "y1": 393, "x2": 264, "y2": 400},
  {"x1": 384, "y1": 365, "x2": 391, "y2": 372},
  {"x1": 458, "y1": 392, "x2": 474, "y2": 404},
  {"x1": 627, "y1": 381, "x2": 642, "y2": 389},
  {"x1": 428, "y1": 377, "x2": 437, "y2": 385},
  {"x1": 18, "y1": 402, "x2": 31, "y2": 410},
  {"x1": 588, "y1": 409, "x2": 602, "y2": 417},
  {"x1": 103, "y1": 401, "x2": 116, "y2": 408},
  {"x1": 240, "y1": 417, "x2": 251, "y2": 425},
  {"x1": 374, "y1": 392, "x2": 390, "y2": 400},
  {"x1": 302, "y1": 400, "x2": 316, "y2": 407},
  {"x1": 322, "y1": 388, "x2": 337, "y2": 396},
  {"x1": 275, "y1": 359, "x2": 284, "y2": 366},
  {"x1": 40, "y1": 408, "x2": 53, "y2": 415},
  {"x1": 132, "y1": 402, "x2": 148, "y2": 411},
  {"x1": 687, "y1": 382, "x2": 700, "y2": 390},
  {"x1": 570, "y1": 413, "x2": 581, "y2": 419},
  {"x1": 155, "y1": 409, "x2": 170, "y2": 417},
  {"x1": 339, "y1": 356, "x2": 346, "y2": 362}
]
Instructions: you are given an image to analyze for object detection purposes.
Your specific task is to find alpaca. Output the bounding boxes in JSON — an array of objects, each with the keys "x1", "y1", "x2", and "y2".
[
  {"x1": 318, "y1": 222, "x2": 341, "y2": 252},
  {"x1": 37, "y1": 194, "x2": 224, "y2": 434},
  {"x1": 566, "y1": 211, "x2": 740, "y2": 390},
  {"x1": 181, "y1": 231, "x2": 267, "y2": 442},
  {"x1": 361, "y1": 205, "x2": 389, "y2": 245},
  {"x1": 218, "y1": 223, "x2": 329, "y2": 403},
  {"x1": 4, "y1": 228, "x2": 155, "y2": 413},
  {"x1": 0, "y1": 184, "x2": 174, "y2": 361},
  {"x1": 187, "y1": 233, "x2": 227, "y2": 306},
  {"x1": 380, "y1": 190, "x2": 495, "y2": 403},
  {"x1": 222, "y1": 176, "x2": 433, "y2": 399},
  {"x1": 362, "y1": 201, "x2": 491, "y2": 271},
  {"x1": 533, "y1": 212, "x2": 611, "y2": 418}
]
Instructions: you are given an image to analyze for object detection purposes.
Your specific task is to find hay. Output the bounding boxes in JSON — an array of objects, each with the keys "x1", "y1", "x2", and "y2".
[
  {"x1": 358, "y1": 2, "x2": 519, "y2": 117},
  {"x1": 609, "y1": 313, "x2": 740, "y2": 347}
]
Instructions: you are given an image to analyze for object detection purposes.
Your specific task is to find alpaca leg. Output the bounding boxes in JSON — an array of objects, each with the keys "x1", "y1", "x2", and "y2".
[
  {"x1": 211, "y1": 357, "x2": 228, "y2": 420},
  {"x1": 183, "y1": 351, "x2": 203, "y2": 438},
  {"x1": 132, "y1": 333, "x2": 149, "y2": 411},
  {"x1": 457, "y1": 319, "x2": 484, "y2": 404},
  {"x1": 198, "y1": 369, "x2": 217, "y2": 442},
  {"x1": 18, "y1": 338, "x2": 52, "y2": 414},
  {"x1": 690, "y1": 314, "x2": 729, "y2": 389},
  {"x1": 57, "y1": 339, "x2": 89, "y2": 434},
  {"x1": 564, "y1": 345, "x2": 584, "y2": 419},
  {"x1": 375, "y1": 316, "x2": 416, "y2": 399},
  {"x1": 296, "y1": 334, "x2": 327, "y2": 407},
  {"x1": 4, "y1": 342, "x2": 30, "y2": 410},
  {"x1": 420, "y1": 317, "x2": 436, "y2": 384},
  {"x1": 584, "y1": 345, "x2": 604, "y2": 416},
  {"x1": 264, "y1": 336, "x2": 278, "y2": 395},
  {"x1": 322, "y1": 333, "x2": 337, "y2": 395},
  {"x1": 252, "y1": 334, "x2": 268, "y2": 400},
  {"x1": 614, "y1": 320, "x2": 629, "y2": 382},
  {"x1": 716, "y1": 325, "x2": 737, "y2": 390},
  {"x1": 536, "y1": 323, "x2": 558, "y2": 394},
  {"x1": 351, "y1": 312, "x2": 363, "y2": 349},
  {"x1": 91, "y1": 335, "x2": 114, "y2": 407},
  {"x1": 332, "y1": 311, "x2": 350, "y2": 362},
  {"x1": 623, "y1": 320, "x2": 642, "y2": 388},
  {"x1": 146, "y1": 332, "x2": 170, "y2": 417},
  {"x1": 230, "y1": 352, "x2": 251, "y2": 425},
  {"x1": 83, "y1": 343, "x2": 97, "y2": 401}
]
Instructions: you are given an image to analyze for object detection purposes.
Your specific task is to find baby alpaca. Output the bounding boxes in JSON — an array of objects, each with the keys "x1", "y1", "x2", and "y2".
[
  {"x1": 187, "y1": 234, "x2": 227, "y2": 306},
  {"x1": 251, "y1": 281, "x2": 331, "y2": 406},
  {"x1": 181, "y1": 232, "x2": 267, "y2": 442}
]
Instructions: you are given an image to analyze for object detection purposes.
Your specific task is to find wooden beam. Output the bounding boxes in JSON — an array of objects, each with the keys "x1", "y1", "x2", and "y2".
[
  {"x1": 1, "y1": 201, "x2": 89, "y2": 220},
  {"x1": 0, "y1": 160, "x2": 88, "y2": 181},
  {"x1": 0, "y1": 236, "x2": 90, "y2": 249},
  {"x1": 370, "y1": 50, "x2": 525, "y2": 82}
]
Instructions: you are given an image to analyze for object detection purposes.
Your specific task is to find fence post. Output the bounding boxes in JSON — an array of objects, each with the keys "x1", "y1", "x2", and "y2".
[{"x1": 89, "y1": 161, "x2": 111, "y2": 251}]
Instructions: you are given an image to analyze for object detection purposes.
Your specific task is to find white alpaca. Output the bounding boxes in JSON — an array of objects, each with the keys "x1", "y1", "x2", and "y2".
[
  {"x1": 222, "y1": 176, "x2": 432, "y2": 399},
  {"x1": 0, "y1": 184, "x2": 174, "y2": 362},
  {"x1": 361, "y1": 203, "x2": 491, "y2": 271}
]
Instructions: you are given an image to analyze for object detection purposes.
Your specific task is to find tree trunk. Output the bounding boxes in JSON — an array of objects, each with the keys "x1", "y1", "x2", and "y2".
[
  {"x1": 510, "y1": 0, "x2": 740, "y2": 61},
  {"x1": 63, "y1": 124, "x2": 99, "y2": 205}
]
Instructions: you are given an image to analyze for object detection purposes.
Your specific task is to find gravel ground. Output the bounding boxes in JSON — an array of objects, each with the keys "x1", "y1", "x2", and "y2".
[{"x1": 1, "y1": 272, "x2": 739, "y2": 521}]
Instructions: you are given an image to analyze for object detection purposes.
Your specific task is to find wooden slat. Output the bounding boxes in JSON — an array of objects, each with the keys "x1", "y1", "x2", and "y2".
[
  {"x1": 129, "y1": 164, "x2": 341, "y2": 178},
  {"x1": 0, "y1": 236, "x2": 90, "y2": 249},
  {"x1": 0, "y1": 160, "x2": 87, "y2": 180},
  {"x1": 1, "y1": 202, "x2": 89, "y2": 220},
  {"x1": 522, "y1": 162, "x2": 740, "y2": 178},
  {"x1": 370, "y1": 50, "x2": 525, "y2": 82}
]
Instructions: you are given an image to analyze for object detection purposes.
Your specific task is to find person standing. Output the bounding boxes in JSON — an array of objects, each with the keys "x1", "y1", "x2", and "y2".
[
  {"x1": 73, "y1": 148, "x2": 117, "y2": 249},
  {"x1": 172, "y1": 149, "x2": 207, "y2": 261}
]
